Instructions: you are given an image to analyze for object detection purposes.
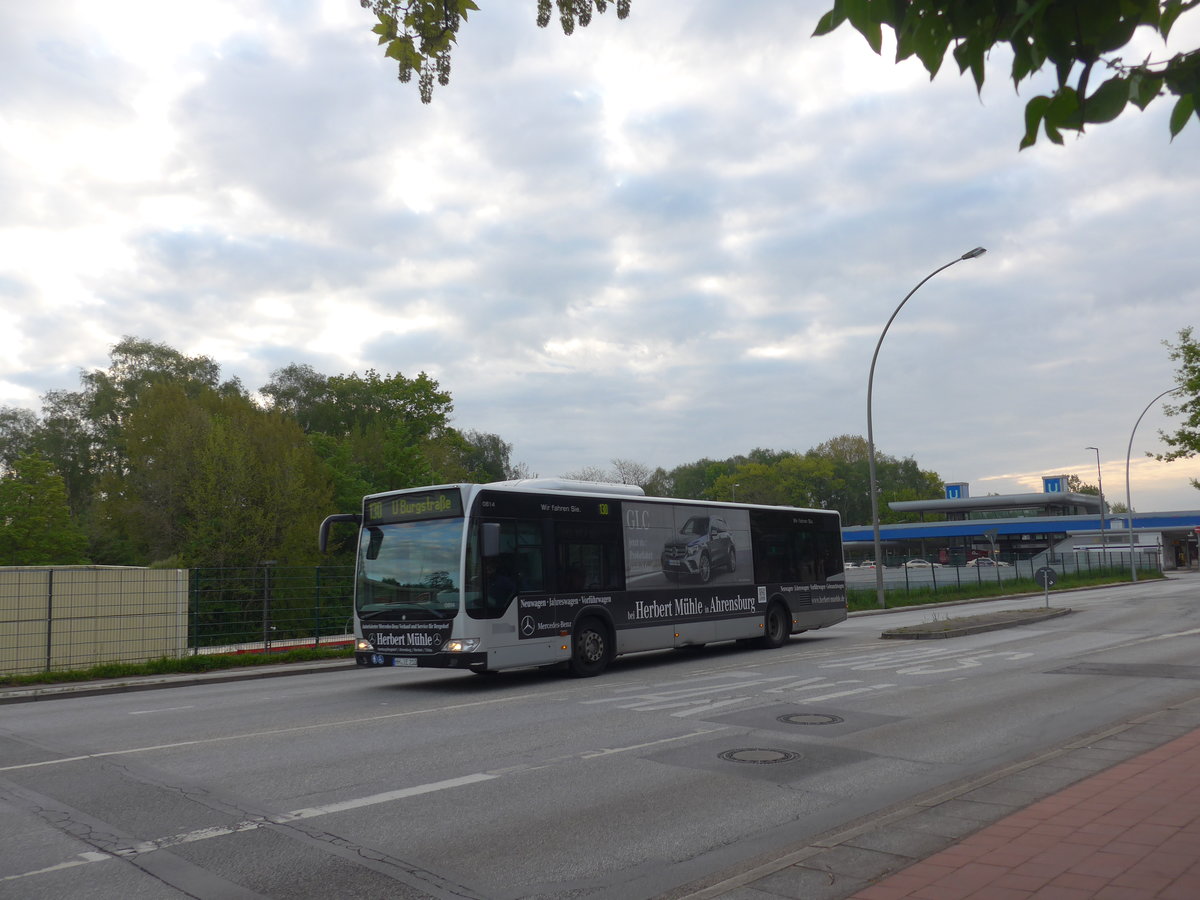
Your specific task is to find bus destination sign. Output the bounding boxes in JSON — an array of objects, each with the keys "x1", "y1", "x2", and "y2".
[{"x1": 365, "y1": 489, "x2": 463, "y2": 525}]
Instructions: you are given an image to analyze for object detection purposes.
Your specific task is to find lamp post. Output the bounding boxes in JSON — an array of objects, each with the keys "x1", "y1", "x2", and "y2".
[
  {"x1": 1085, "y1": 446, "x2": 1107, "y2": 565},
  {"x1": 1125, "y1": 388, "x2": 1181, "y2": 582},
  {"x1": 732, "y1": 483, "x2": 739, "y2": 503},
  {"x1": 867, "y1": 247, "x2": 987, "y2": 608}
]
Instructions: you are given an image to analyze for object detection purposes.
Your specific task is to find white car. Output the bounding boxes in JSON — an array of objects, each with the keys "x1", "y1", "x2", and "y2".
[
  {"x1": 967, "y1": 557, "x2": 1011, "y2": 567},
  {"x1": 902, "y1": 558, "x2": 943, "y2": 568}
]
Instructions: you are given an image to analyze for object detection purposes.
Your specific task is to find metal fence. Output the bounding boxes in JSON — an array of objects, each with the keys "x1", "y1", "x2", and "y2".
[
  {"x1": 1, "y1": 565, "x2": 354, "y2": 676},
  {"x1": 189, "y1": 566, "x2": 354, "y2": 652},
  {"x1": 844, "y1": 551, "x2": 1163, "y2": 595}
]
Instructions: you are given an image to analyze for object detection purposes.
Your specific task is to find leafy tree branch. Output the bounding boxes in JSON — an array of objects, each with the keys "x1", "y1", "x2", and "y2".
[
  {"x1": 813, "y1": 0, "x2": 1200, "y2": 146},
  {"x1": 364, "y1": 0, "x2": 631, "y2": 102}
]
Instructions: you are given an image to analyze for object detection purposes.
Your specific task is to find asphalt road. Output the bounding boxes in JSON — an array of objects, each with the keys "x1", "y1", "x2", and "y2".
[{"x1": 2, "y1": 574, "x2": 1198, "y2": 899}]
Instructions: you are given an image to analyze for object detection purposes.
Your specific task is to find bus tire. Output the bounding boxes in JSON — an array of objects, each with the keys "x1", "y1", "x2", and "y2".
[
  {"x1": 759, "y1": 602, "x2": 790, "y2": 649},
  {"x1": 569, "y1": 617, "x2": 611, "y2": 677}
]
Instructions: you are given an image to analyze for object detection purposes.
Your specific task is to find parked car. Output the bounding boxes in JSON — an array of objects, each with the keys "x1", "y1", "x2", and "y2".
[
  {"x1": 967, "y1": 557, "x2": 1011, "y2": 567},
  {"x1": 902, "y1": 558, "x2": 943, "y2": 568}
]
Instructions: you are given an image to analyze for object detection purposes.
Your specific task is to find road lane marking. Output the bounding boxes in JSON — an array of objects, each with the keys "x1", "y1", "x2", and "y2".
[
  {"x1": 0, "y1": 690, "x2": 568, "y2": 773},
  {"x1": 1, "y1": 851, "x2": 113, "y2": 882},
  {"x1": 2, "y1": 774, "x2": 498, "y2": 880}
]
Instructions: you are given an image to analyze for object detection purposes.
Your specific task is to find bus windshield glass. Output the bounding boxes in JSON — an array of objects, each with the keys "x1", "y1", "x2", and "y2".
[{"x1": 356, "y1": 517, "x2": 463, "y2": 619}]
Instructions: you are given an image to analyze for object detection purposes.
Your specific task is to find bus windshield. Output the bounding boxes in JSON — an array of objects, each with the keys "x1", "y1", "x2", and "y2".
[{"x1": 356, "y1": 517, "x2": 463, "y2": 619}]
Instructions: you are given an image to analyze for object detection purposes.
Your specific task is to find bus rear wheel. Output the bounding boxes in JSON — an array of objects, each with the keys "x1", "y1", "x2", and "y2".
[
  {"x1": 569, "y1": 617, "x2": 611, "y2": 677},
  {"x1": 759, "y1": 602, "x2": 790, "y2": 649}
]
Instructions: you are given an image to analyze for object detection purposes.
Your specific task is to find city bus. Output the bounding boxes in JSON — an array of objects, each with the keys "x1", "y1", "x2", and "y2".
[{"x1": 319, "y1": 479, "x2": 846, "y2": 677}]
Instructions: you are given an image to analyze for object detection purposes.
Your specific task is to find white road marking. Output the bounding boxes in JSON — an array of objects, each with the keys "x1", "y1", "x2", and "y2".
[
  {"x1": 669, "y1": 697, "x2": 750, "y2": 717},
  {"x1": 2, "y1": 774, "x2": 498, "y2": 880},
  {"x1": 1, "y1": 851, "x2": 112, "y2": 882},
  {"x1": 0, "y1": 691, "x2": 566, "y2": 773},
  {"x1": 128, "y1": 706, "x2": 195, "y2": 715}
]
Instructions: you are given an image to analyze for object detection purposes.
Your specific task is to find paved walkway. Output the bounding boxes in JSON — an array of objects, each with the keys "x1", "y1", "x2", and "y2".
[
  {"x1": 850, "y1": 723, "x2": 1200, "y2": 899},
  {"x1": 684, "y1": 695, "x2": 1200, "y2": 900}
]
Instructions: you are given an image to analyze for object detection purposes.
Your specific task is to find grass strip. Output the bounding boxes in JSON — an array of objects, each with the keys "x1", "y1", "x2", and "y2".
[{"x1": 1, "y1": 646, "x2": 354, "y2": 688}]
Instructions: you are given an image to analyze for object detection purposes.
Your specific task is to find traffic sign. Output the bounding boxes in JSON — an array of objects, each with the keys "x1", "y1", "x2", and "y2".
[{"x1": 1035, "y1": 566, "x2": 1057, "y2": 589}]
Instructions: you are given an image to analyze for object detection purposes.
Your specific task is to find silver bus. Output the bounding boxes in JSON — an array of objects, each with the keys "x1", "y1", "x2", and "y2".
[{"x1": 320, "y1": 479, "x2": 846, "y2": 677}]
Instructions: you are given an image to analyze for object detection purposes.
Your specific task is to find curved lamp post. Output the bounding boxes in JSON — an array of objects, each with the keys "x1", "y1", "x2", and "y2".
[
  {"x1": 1085, "y1": 446, "x2": 1107, "y2": 565},
  {"x1": 1125, "y1": 388, "x2": 1182, "y2": 581},
  {"x1": 867, "y1": 247, "x2": 987, "y2": 608}
]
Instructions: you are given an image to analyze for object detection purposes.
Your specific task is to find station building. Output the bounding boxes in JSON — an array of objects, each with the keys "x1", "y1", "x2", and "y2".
[{"x1": 841, "y1": 474, "x2": 1200, "y2": 570}]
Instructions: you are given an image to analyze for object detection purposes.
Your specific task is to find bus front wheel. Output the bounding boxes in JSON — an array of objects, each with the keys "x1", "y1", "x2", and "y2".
[
  {"x1": 759, "y1": 603, "x2": 790, "y2": 649},
  {"x1": 569, "y1": 617, "x2": 611, "y2": 677}
]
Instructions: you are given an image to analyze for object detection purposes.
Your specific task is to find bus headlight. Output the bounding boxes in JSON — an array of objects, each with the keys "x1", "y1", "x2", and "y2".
[
  {"x1": 443, "y1": 638, "x2": 481, "y2": 653},
  {"x1": 356, "y1": 638, "x2": 375, "y2": 651}
]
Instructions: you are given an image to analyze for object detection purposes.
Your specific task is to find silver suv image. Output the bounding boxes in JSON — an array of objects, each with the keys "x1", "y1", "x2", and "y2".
[{"x1": 660, "y1": 515, "x2": 736, "y2": 583}]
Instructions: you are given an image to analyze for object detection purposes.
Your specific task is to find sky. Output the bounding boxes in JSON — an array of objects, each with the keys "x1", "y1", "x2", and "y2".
[{"x1": 3, "y1": 1, "x2": 1199, "y2": 513}]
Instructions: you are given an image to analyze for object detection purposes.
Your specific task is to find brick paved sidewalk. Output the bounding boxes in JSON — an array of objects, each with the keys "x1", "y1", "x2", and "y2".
[{"x1": 850, "y1": 728, "x2": 1200, "y2": 900}]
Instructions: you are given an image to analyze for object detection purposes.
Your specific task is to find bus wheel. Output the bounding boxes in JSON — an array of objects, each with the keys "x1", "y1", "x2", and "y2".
[
  {"x1": 759, "y1": 603, "x2": 790, "y2": 649},
  {"x1": 569, "y1": 617, "x2": 611, "y2": 677},
  {"x1": 698, "y1": 552, "x2": 712, "y2": 583}
]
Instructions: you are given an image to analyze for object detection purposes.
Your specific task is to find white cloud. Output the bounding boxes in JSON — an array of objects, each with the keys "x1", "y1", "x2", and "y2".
[{"x1": 2, "y1": 1, "x2": 1199, "y2": 513}]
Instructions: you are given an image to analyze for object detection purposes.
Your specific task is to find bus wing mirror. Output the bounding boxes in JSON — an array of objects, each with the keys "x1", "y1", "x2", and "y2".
[
  {"x1": 365, "y1": 526, "x2": 384, "y2": 560},
  {"x1": 319, "y1": 513, "x2": 362, "y2": 553},
  {"x1": 481, "y1": 522, "x2": 501, "y2": 558}
]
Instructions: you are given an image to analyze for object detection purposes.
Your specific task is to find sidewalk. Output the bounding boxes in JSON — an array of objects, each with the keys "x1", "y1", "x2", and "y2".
[
  {"x1": 0, "y1": 657, "x2": 356, "y2": 704},
  {"x1": 683, "y1": 695, "x2": 1200, "y2": 900}
]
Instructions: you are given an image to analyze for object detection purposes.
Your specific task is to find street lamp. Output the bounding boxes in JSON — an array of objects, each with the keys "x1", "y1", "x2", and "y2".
[
  {"x1": 1124, "y1": 388, "x2": 1181, "y2": 582},
  {"x1": 732, "y1": 483, "x2": 739, "y2": 502},
  {"x1": 1084, "y1": 446, "x2": 1107, "y2": 565},
  {"x1": 867, "y1": 246, "x2": 987, "y2": 608}
]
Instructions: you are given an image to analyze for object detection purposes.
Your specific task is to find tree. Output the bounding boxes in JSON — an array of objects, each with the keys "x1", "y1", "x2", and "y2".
[
  {"x1": 659, "y1": 436, "x2": 942, "y2": 524},
  {"x1": 815, "y1": 1, "x2": 1200, "y2": 146},
  {"x1": 456, "y1": 430, "x2": 532, "y2": 482},
  {"x1": 1159, "y1": 326, "x2": 1200, "y2": 490},
  {"x1": 0, "y1": 407, "x2": 38, "y2": 473},
  {"x1": 1066, "y1": 474, "x2": 1099, "y2": 494},
  {"x1": 97, "y1": 382, "x2": 333, "y2": 567},
  {"x1": 0, "y1": 454, "x2": 89, "y2": 566},
  {"x1": 365, "y1": 0, "x2": 631, "y2": 102},
  {"x1": 562, "y1": 458, "x2": 659, "y2": 489}
]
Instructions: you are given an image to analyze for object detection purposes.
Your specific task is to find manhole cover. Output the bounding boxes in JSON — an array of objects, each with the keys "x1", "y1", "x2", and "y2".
[
  {"x1": 778, "y1": 713, "x2": 844, "y2": 726},
  {"x1": 719, "y1": 748, "x2": 801, "y2": 765}
]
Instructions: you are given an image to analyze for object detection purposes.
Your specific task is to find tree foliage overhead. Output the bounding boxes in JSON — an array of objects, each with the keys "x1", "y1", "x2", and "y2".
[
  {"x1": 365, "y1": 0, "x2": 631, "y2": 102},
  {"x1": 1159, "y1": 326, "x2": 1200, "y2": 489},
  {"x1": 815, "y1": 0, "x2": 1200, "y2": 146}
]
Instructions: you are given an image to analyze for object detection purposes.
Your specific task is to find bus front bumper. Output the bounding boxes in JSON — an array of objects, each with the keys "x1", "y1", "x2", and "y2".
[{"x1": 355, "y1": 650, "x2": 487, "y2": 670}]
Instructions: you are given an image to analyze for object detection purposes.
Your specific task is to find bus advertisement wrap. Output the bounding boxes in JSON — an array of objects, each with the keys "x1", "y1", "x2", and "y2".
[
  {"x1": 361, "y1": 620, "x2": 454, "y2": 654},
  {"x1": 623, "y1": 502, "x2": 752, "y2": 589}
]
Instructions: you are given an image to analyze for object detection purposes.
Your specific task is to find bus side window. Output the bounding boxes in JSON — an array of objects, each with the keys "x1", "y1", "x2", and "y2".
[
  {"x1": 514, "y1": 521, "x2": 545, "y2": 593},
  {"x1": 555, "y1": 521, "x2": 624, "y2": 592}
]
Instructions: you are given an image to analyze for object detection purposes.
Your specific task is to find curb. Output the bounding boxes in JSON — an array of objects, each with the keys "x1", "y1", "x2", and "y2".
[
  {"x1": 0, "y1": 659, "x2": 357, "y2": 705},
  {"x1": 879, "y1": 606, "x2": 1073, "y2": 640}
]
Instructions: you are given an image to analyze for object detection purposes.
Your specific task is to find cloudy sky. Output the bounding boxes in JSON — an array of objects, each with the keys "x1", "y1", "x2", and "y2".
[{"x1": 4, "y1": 1, "x2": 1199, "y2": 512}]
